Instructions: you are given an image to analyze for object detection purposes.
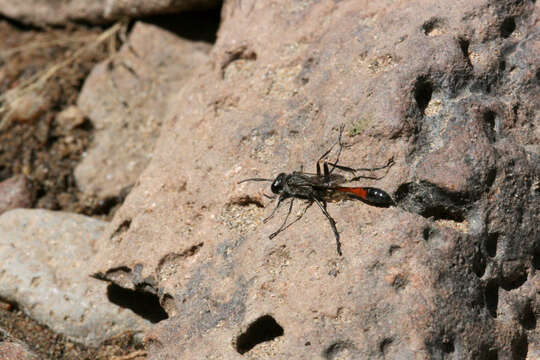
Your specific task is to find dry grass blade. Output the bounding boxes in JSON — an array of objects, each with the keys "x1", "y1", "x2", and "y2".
[{"x1": 0, "y1": 21, "x2": 126, "y2": 130}]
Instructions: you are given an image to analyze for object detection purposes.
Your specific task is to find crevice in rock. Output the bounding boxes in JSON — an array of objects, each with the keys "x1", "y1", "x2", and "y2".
[
  {"x1": 235, "y1": 315, "x2": 284, "y2": 355},
  {"x1": 111, "y1": 219, "x2": 132, "y2": 239},
  {"x1": 414, "y1": 77, "x2": 433, "y2": 115},
  {"x1": 500, "y1": 17, "x2": 516, "y2": 38},
  {"x1": 323, "y1": 341, "x2": 356, "y2": 360},
  {"x1": 228, "y1": 195, "x2": 264, "y2": 208},
  {"x1": 106, "y1": 283, "x2": 168, "y2": 323},
  {"x1": 0, "y1": 14, "x2": 42, "y2": 31},
  {"x1": 157, "y1": 242, "x2": 204, "y2": 277},
  {"x1": 141, "y1": 7, "x2": 222, "y2": 44},
  {"x1": 485, "y1": 281, "x2": 499, "y2": 318},
  {"x1": 220, "y1": 45, "x2": 258, "y2": 78},
  {"x1": 379, "y1": 337, "x2": 393, "y2": 355}
]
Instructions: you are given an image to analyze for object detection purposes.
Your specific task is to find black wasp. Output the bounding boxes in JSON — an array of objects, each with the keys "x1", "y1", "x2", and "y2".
[{"x1": 239, "y1": 126, "x2": 394, "y2": 256}]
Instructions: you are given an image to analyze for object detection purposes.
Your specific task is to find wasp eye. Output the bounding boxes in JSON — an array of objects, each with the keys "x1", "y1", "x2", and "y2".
[{"x1": 271, "y1": 173, "x2": 286, "y2": 194}]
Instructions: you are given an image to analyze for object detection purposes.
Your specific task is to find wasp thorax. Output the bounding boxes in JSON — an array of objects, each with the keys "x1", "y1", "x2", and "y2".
[{"x1": 271, "y1": 173, "x2": 286, "y2": 194}]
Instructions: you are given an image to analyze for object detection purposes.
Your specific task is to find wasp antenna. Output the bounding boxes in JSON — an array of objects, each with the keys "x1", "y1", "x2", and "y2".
[{"x1": 237, "y1": 178, "x2": 273, "y2": 184}]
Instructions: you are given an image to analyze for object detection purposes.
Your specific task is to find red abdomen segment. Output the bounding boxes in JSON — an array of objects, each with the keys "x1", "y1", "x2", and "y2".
[{"x1": 335, "y1": 186, "x2": 393, "y2": 206}]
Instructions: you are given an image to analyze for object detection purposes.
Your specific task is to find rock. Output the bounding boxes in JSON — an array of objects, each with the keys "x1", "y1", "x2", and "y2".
[
  {"x1": 0, "y1": 175, "x2": 33, "y2": 215},
  {"x1": 55, "y1": 106, "x2": 86, "y2": 131},
  {"x1": 0, "y1": 209, "x2": 150, "y2": 346},
  {"x1": 2, "y1": 90, "x2": 48, "y2": 127},
  {"x1": 74, "y1": 21, "x2": 211, "y2": 201},
  {"x1": 0, "y1": 341, "x2": 38, "y2": 360},
  {"x1": 87, "y1": 0, "x2": 539, "y2": 358},
  {"x1": 0, "y1": 0, "x2": 220, "y2": 27}
]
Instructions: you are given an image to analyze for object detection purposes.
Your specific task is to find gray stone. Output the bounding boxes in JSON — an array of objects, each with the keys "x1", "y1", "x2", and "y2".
[
  {"x1": 0, "y1": 209, "x2": 149, "y2": 346},
  {"x1": 75, "y1": 21, "x2": 211, "y2": 201}
]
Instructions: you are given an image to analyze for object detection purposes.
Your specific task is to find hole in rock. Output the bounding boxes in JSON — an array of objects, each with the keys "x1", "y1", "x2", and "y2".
[
  {"x1": 483, "y1": 110, "x2": 497, "y2": 143},
  {"x1": 414, "y1": 77, "x2": 433, "y2": 114},
  {"x1": 500, "y1": 17, "x2": 516, "y2": 38},
  {"x1": 235, "y1": 315, "x2": 284, "y2": 354},
  {"x1": 532, "y1": 250, "x2": 540, "y2": 270},
  {"x1": 107, "y1": 283, "x2": 168, "y2": 323},
  {"x1": 324, "y1": 341, "x2": 355, "y2": 359},
  {"x1": 394, "y1": 182, "x2": 466, "y2": 223},
  {"x1": 500, "y1": 266, "x2": 527, "y2": 291},
  {"x1": 441, "y1": 338, "x2": 455, "y2": 353},
  {"x1": 481, "y1": 347, "x2": 498, "y2": 360},
  {"x1": 458, "y1": 37, "x2": 471, "y2": 63},
  {"x1": 422, "y1": 18, "x2": 444, "y2": 35},
  {"x1": 519, "y1": 300, "x2": 536, "y2": 330},
  {"x1": 511, "y1": 333, "x2": 528, "y2": 360},
  {"x1": 472, "y1": 251, "x2": 486, "y2": 278},
  {"x1": 485, "y1": 281, "x2": 499, "y2": 318},
  {"x1": 421, "y1": 205, "x2": 464, "y2": 222}
]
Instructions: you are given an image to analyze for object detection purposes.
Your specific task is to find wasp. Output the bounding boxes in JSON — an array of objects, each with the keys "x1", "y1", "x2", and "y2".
[{"x1": 239, "y1": 126, "x2": 393, "y2": 255}]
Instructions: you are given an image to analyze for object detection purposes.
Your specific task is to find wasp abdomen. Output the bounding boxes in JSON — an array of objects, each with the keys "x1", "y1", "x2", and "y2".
[{"x1": 365, "y1": 187, "x2": 393, "y2": 205}]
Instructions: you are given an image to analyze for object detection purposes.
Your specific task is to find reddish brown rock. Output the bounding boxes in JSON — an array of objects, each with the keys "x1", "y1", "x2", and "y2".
[
  {"x1": 87, "y1": 0, "x2": 539, "y2": 358},
  {"x1": 0, "y1": 175, "x2": 33, "y2": 215}
]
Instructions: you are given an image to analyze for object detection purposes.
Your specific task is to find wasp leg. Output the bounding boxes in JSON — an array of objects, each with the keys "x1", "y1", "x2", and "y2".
[
  {"x1": 327, "y1": 124, "x2": 347, "y2": 177},
  {"x1": 316, "y1": 124, "x2": 346, "y2": 168},
  {"x1": 273, "y1": 200, "x2": 313, "y2": 236},
  {"x1": 269, "y1": 198, "x2": 295, "y2": 239},
  {"x1": 352, "y1": 157, "x2": 394, "y2": 172},
  {"x1": 328, "y1": 157, "x2": 394, "y2": 181},
  {"x1": 264, "y1": 195, "x2": 287, "y2": 223},
  {"x1": 313, "y1": 197, "x2": 342, "y2": 256},
  {"x1": 323, "y1": 160, "x2": 331, "y2": 183}
]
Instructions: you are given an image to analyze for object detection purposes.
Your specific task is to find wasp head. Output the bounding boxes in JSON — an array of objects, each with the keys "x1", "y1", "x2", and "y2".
[{"x1": 271, "y1": 173, "x2": 286, "y2": 194}]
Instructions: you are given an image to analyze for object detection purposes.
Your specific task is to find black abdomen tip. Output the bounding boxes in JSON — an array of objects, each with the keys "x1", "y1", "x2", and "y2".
[{"x1": 365, "y1": 187, "x2": 393, "y2": 206}]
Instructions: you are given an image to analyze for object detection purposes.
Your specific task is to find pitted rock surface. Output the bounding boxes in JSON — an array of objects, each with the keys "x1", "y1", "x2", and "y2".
[{"x1": 88, "y1": 0, "x2": 539, "y2": 358}]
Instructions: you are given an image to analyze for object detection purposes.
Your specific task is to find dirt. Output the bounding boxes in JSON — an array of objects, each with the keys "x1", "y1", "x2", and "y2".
[
  {"x1": 0, "y1": 19, "x2": 124, "y2": 218},
  {"x1": 0, "y1": 19, "x2": 143, "y2": 360},
  {"x1": 0, "y1": 299, "x2": 145, "y2": 360}
]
